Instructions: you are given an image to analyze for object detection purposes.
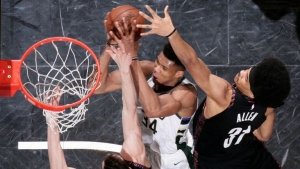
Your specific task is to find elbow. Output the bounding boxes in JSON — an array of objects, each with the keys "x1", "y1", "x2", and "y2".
[
  {"x1": 92, "y1": 87, "x2": 105, "y2": 95},
  {"x1": 185, "y1": 56, "x2": 198, "y2": 68},
  {"x1": 92, "y1": 80, "x2": 116, "y2": 95},
  {"x1": 142, "y1": 108, "x2": 159, "y2": 118},
  {"x1": 253, "y1": 129, "x2": 271, "y2": 142},
  {"x1": 143, "y1": 111, "x2": 156, "y2": 118},
  {"x1": 88, "y1": 79, "x2": 105, "y2": 94},
  {"x1": 259, "y1": 135, "x2": 271, "y2": 142},
  {"x1": 143, "y1": 108, "x2": 170, "y2": 118},
  {"x1": 257, "y1": 137, "x2": 269, "y2": 142},
  {"x1": 145, "y1": 113, "x2": 157, "y2": 118},
  {"x1": 256, "y1": 134, "x2": 271, "y2": 142}
]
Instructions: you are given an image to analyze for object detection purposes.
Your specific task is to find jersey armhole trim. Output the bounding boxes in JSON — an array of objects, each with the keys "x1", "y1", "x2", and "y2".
[{"x1": 228, "y1": 87, "x2": 236, "y2": 109}]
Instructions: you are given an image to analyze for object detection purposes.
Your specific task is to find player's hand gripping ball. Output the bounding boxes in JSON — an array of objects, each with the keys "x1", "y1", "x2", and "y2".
[{"x1": 106, "y1": 5, "x2": 145, "y2": 41}]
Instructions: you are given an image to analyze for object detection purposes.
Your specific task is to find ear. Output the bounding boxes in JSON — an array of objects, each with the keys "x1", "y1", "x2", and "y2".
[{"x1": 175, "y1": 70, "x2": 184, "y2": 78}]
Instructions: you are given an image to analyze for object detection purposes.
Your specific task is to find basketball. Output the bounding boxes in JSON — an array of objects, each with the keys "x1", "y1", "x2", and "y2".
[{"x1": 106, "y1": 5, "x2": 145, "y2": 41}]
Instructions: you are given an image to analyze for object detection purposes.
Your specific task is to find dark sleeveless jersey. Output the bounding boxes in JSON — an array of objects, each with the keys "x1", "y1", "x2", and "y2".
[
  {"x1": 193, "y1": 84, "x2": 281, "y2": 169},
  {"x1": 125, "y1": 160, "x2": 152, "y2": 169}
]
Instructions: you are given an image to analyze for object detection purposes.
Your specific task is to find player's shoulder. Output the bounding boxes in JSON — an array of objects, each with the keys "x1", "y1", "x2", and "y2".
[
  {"x1": 174, "y1": 82, "x2": 197, "y2": 94},
  {"x1": 172, "y1": 84, "x2": 198, "y2": 104}
]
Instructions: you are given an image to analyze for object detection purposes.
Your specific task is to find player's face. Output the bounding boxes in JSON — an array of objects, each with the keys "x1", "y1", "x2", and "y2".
[
  {"x1": 153, "y1": 52, "x2": 183, "y2": 86},
  {"x1": 234, "y1": 67, "x2": 253, "y2": 98}
]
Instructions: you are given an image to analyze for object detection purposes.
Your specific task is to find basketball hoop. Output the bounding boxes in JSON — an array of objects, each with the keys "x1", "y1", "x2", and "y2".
[{"x1": 0, "y1": 37, "x2": 101, "y2": 133}]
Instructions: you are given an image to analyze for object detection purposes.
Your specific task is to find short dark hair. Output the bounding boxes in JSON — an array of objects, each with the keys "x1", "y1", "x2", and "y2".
[
  {"x1": 249, "y1": 57, "x2": 291, "y2": 108},
  {"x1": 103, "y1": 153, "x2": 128, "y2": 169},
  {"x1": 162, "y1": 43, "x2": 186, "y2": 71}
]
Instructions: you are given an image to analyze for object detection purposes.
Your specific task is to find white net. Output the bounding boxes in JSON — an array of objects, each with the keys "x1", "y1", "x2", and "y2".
[
  {"x1": 43, "y1": 101, "x2": 88, "y2": 133},
  {"x1": 21, "y1": 40, "x2": 100, "y2": 133}
]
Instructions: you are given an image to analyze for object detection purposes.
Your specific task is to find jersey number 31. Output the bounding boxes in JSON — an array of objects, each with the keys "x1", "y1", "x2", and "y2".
[{"x1": 223, "y1": 125, "x2": 251, "y2": 148}]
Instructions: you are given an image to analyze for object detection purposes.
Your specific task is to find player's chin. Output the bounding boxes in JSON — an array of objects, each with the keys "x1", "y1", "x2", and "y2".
[{"x1": 153, "y1": 77, "x2": 161, "y2": 84}]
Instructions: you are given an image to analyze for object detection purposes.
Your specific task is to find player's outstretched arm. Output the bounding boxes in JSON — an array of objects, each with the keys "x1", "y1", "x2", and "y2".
[
  {"x1": 47, "y1": 123, "x2": 70, "y2": 169},
  {"x1": 88, "y1": 17, "x2": 123, "y2": 94},
  {"x1": 137, "y1": 5, "x2": 231, "y2": 107},
  {"x1": 106, "y1": 42, "x2": 150, "y2": 167},
  {"x1": 46, "y1": 88, "x2": 72, "y2": 169},
  {"x1": 106, "y1": 45, "x2": 141, "y2": 141}
]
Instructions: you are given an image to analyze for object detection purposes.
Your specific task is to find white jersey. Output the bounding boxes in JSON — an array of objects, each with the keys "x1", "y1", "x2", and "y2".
[{"x1": 137, "y1": 76, "x2": 197, "y2": 169}]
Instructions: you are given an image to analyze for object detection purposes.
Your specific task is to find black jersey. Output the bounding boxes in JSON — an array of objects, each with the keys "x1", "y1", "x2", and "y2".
[
  {"x1": 193, "y1": 84, "x2": 281, "y2": 169},
  {"x1": 125, "y1": 160, "x2": 152, "y2": 169}
]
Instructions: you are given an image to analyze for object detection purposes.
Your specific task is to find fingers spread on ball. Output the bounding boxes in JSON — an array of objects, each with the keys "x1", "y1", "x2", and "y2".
[{"x1": 105, "y1": 5, "x2": 144, "y2": 41}]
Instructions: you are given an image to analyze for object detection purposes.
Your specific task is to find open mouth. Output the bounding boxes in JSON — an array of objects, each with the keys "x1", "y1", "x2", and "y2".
[{"x1": 153, "y1": 75, "x2": 159, "y2": 83}]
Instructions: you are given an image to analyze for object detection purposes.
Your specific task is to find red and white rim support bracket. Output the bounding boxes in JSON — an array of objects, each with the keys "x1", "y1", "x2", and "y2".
[{"x1": 0, "y1": 60, "x2": 21, "y2": 97}]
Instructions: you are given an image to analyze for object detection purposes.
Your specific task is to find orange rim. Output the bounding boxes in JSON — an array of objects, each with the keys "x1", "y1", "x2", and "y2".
[{"x1": 19, "y1": 37, "x2": 101, "y2": 111}]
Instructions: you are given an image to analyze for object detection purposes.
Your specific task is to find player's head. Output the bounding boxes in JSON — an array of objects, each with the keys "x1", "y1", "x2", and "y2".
[
  {"x1": 235, "y1": 57, "x2": 290, "y2": 108},
  {"x1": 249, "y1": 57, "x2": 291, "y2": 108},
  {"x1": 162, "y1": 43, "x2": 186, "y2": 71},
  {"x1": 103, "y1": 153, "x2": 128, "y2": 169},
  {"x1": 153, "y1": 43, "x2": 186, "y2": 86}
]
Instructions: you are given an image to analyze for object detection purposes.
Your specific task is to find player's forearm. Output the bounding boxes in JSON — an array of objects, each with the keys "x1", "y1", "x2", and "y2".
[
  {"x1": 120, "y1": 65, "x2": 142, "y2": 139},
  {"x1": 98, "y1": 45, "x2": 113, "y2": 86},
  {"x1": 167, "y1": 31, "x2": 213, "y2": 92},
  {"x1": 131, "y1": 60, "x2": 162, "y2": 116},
  {"x1": 168, "y1": 31, "x2": 195, "y2": 64},
  {"x1": 47, "y1": 126, "x2": 69, "y2": 169},
  {"x1": 120, "y1": 69, "x2": 137, "y2": 114},
  {"x1": 168, "y1": 31, "x2": 211, "y2": 77},
  {"x1": 99, "y1": 45, "x2": 112, "y2": 80},
  {"x1": 92, "y1": 45, "x2": 113, "y2": 94},
  {"x1": 253, "y1": 128, "x2": 270, "y2": 142}
]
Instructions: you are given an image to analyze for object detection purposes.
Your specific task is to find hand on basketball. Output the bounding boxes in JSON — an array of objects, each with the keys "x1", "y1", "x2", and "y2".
[
  {"x1": 109, "y1": 17, "x2": 141, "y2": 58},
  {"x1": 137, "y1": 5, "x2": 175, "y2": 37},
  {"x1": 104, "y1": 12, "x2": 117, "y2": 44},
  {"x1": 106, "y1": 46, "x2": 132, "y2": 73}
]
